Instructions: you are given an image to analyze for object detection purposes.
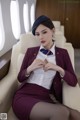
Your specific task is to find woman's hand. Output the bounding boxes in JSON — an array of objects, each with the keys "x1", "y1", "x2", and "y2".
[
  {"x1": 44, "y1": 62, "x2": 65, "y2": 77},
  {"x1": 43, "y1": 62, "x2": 59, "y2": 71},
  {"x1": 26, "y1": 59, "x2": 65, "y2": 77},
  {"x1": 26, "y1": 59, "x2": 44, "y2": 74}
]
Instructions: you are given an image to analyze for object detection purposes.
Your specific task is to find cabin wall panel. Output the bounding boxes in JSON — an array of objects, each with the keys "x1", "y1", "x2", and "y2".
[
  {"x1": 0, "y1": 0, "x2": 17, "y2": 57},
  {"x1": 36, "y1": 0, "x2": 80, "y2": 48}
]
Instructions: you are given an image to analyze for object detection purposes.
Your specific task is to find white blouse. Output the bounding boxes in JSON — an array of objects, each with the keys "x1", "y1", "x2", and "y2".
[{"x1": 27, "y1": 44, "x2": 56, "y2": 89}]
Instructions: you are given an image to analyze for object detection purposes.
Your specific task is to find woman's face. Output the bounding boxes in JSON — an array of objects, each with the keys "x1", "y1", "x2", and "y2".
[{"x1": 35, "y1": 24, "x2": 54, "y2": 49}]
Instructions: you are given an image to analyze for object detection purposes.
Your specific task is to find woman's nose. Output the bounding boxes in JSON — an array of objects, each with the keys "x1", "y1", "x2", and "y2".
[{"x1": 39, "y1": 34, "x2": 43, "y2": 39}]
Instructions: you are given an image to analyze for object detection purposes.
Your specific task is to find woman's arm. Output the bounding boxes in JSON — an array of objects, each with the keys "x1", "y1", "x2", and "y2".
[
  {"x1": 61, "y1": 49, "x2": 77, "y2": 86},
  {"x1": 18, "y1": 48, "x2": 44, "y2": 82},
  {"x1": 44, "y1": 49, "x2": 77, "y2": 86},
  {"x1": 17, "y1": 49, "x2": 30, "y2": 82}
]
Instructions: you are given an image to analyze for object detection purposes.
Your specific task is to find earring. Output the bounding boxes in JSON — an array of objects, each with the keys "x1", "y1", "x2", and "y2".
[{"x1": 52, "y1": 33, "x2": 55, "y2": 40}]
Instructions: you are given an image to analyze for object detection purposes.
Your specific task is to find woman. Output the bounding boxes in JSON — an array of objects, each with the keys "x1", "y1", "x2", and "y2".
[{"x1": 12, "y1": 15, "x2": 80, "y2": 120}]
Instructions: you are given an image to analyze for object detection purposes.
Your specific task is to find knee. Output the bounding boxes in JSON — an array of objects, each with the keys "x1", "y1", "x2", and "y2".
[
  {"x1": 70, "y1": 109, "x2": 80, "y2": 120},
  {"x1": 56, "y1": 106, "x2": 70, "y2": 120},
  {"x1": 61, "y1": 107, "x2": 70, "y2": 118},
  {"x1": 51, "y1": 106, "x2": 70, "y2": 120}
]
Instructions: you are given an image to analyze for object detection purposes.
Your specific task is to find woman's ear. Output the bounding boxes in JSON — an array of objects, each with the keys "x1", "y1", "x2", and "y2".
[
  {"x1": 52, "y1": 28, "x2": 55, "y2": 33},
  {"x1": 52, "y1": 28, "x2": 55, "y2": 37}
]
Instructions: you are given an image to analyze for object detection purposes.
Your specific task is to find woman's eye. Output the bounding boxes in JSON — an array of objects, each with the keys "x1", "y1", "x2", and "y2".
[
  {"x1": 35, "y1": 33, "x2": 39, "y2": 36},
  {"x1": 43, "y1": 31, "x2": 47, "y2": 34}
]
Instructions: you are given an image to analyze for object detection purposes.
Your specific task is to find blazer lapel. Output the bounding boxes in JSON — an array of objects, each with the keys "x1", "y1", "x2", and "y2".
[
  {"x1": 32, "y1": 46, "x2": 61, "y2": 65},
  {"x1": 29, "y1": 46, "x2": 62, "y2": 67},
  {"x1": 55, "y1": 47, "x2": 61, "y2": 66},
  {"x1": 29, "y1": 46, "x2": 40, "y2": 63}
]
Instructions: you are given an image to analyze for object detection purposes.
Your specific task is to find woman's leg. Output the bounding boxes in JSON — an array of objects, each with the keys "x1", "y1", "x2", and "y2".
[
  {"x1": 30, "y1": 102, "x2": 70, "y2": 120},
  {"x1": 69, "y1": 109, "x2": 80, "y2": 120},
  {"x1": 62, "y1": 104, "x2": 80, "y2": 120}
]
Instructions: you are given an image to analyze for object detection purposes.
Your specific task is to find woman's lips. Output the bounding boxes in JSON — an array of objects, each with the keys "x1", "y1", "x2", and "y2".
[{"x1": 41, "y1": 41, "x2": 45, "y2": 43}]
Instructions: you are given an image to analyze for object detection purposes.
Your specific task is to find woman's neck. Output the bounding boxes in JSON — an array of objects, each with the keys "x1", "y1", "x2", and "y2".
[{"x1": 45, "y1": 41, "x2": 54, "y2": 50}]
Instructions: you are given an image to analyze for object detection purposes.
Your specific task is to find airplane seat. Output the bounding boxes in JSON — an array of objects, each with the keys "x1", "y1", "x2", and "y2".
[
  {"x1": 0, "y1": 32, "x2": 80, "y2": 120},
  {"x1": 52, "y1": 21, "x2": 65, "y2": 35}
]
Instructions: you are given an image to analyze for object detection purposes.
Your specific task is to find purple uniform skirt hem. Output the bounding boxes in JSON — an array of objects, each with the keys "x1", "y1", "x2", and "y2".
[{"x1": 12, "y1": 83, "x2": 55, "y2": 120}]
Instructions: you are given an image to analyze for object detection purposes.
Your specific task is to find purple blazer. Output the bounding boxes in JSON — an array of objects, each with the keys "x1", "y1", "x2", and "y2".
[{"x1": 18, "y1": 46, "x2": 77, "y2": 103}]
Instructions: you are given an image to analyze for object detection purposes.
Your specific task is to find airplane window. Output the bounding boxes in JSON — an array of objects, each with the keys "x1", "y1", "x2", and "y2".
[
  {"x1": 30, "y1": 3, "x2": 35, "y2": 27},
  {"x1": 0, "y1": 3, "x2": 5, "y2": 51},
  {"x1": 10, "y1": 0, "x2": 21, "y2": 39},
  {"x1": 23, "y1": 2, "x2": 29, "y2": 32}
]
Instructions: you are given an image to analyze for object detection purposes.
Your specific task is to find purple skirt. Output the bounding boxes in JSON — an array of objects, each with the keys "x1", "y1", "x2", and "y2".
[{"x1": 12, "y1": 83, "x2": 55, "y2": 120}]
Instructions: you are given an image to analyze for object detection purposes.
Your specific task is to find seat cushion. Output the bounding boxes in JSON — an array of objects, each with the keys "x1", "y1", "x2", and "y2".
[
  {"x1": 20, "y1": 33, "x2": 40, "y2": 54},
  {"x1": 8, "y1": 107, "x2": 19, "y2": 120},
  {"x1": 63, "y1": 82, "x2": 80, "y2": 112},
  {"x1": 17, "y1": 53, "x2": 24, "y2": 74}
]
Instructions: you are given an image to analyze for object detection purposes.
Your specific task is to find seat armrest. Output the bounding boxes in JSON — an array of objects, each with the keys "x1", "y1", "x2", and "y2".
[
  {"x1": 0, "y1": 60, "x2": 10, "y2": 80},
  {"x1": 63, "y1": 81, "x2": 80, "y2": 112},
  {"x1": 64, "y1": 42, "x2": 74, "y2": 69},
  {"x1": 8, "y1": 107, "x2": 19, "y2": 120},
  {"x1": 0, "y1": 75, "x2": 18, "y2": 112}
]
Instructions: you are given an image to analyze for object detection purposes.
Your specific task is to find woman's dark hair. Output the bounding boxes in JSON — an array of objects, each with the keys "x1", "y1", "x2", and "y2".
[{"x1": 32, "y1": 15, "x2": 55, "y2": 35}]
